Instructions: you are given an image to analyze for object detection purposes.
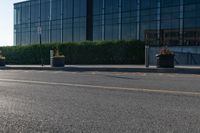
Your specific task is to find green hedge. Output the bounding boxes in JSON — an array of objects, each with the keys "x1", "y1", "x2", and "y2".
[{"x1": 0, "y1": 40, "x2": 145, "y2": 65}]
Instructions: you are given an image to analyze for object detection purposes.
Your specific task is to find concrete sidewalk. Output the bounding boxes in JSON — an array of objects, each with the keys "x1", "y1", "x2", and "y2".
[{"x1": 0, "y1": 65, "x2": 200, "y2": 74}]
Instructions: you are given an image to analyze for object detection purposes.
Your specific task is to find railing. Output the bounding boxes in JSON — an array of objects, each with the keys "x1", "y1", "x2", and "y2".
[{"x1": 172, "y1": 51, "x2": 200, "y2": 65}]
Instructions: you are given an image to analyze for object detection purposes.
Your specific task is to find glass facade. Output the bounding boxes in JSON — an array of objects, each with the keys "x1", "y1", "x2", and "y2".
[
  {"x1": 14, "y1": 0, "x2": 200, "y2": 46},
  {"x1": 14, "y1": 0, "x2": 87, "y2": 45}
]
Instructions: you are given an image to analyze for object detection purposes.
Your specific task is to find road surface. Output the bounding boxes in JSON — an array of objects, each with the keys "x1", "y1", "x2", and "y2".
[{"x1": 0, "y1": 70, "x2": 200, "y2": 133}]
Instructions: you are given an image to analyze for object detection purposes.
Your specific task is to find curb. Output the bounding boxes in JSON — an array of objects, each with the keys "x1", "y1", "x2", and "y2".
[{"x1": 0, "y1": 66, "x2": 200, "y2": 74}]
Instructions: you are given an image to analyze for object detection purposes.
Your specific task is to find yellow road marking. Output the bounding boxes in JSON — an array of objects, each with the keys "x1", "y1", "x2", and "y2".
[{"x1": 0, "y1": 78, "x2": 199, "y2": 97}]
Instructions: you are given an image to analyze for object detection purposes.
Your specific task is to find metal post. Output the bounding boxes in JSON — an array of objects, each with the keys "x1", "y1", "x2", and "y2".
[
  {"x1": 39, "y1": 0, "x2": 43, "y2": 67},
  {"x1": 145, "y1": 45, "x2": 150, "y2": 68},
  {"x1": 38, "y1": 27, "x2": 44, "y2": 67},
  {"x1": 50, "y1": 50, "x2": 54, "y2": 67}
]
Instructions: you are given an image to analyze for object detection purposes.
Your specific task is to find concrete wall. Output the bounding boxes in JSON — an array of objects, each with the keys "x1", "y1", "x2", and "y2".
[{"x1": 149, "y1": 46, "x2": 200, "y2": 65}]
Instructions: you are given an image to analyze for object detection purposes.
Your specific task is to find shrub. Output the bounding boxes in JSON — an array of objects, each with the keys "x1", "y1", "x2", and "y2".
[{"x1": 0, "y1": 40, "x2": 145, "y2": 65}]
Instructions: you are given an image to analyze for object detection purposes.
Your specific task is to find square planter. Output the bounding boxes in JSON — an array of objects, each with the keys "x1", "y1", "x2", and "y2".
[
  {"x1": 52, "y1": 56, "x2": 65, "y2": 67},
  {"x1": 156, "y1": 54, "x2": 174, "y2": 68},
  {"x1": 0, "y1": 59, "x2": 5, "y2": 67}
]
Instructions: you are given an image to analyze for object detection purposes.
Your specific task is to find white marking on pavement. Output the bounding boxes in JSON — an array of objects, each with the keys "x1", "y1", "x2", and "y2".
[{"x1": 0, "y1": 78, "x2": 199, "y2": 97}]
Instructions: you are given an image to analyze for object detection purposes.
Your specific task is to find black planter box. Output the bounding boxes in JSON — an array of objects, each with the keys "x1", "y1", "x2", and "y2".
[
  {"x1": 0, "y1": 59, "x2": 5, "y2": 67},
  {"x1": 52, "y1": 56, "x2": 65, "y2": 67},
  {"x1": 156, "y1": 54, "x2": 174, "y2": 68}
]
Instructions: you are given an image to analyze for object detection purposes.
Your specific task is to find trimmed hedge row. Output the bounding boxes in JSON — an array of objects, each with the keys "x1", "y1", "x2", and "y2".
[{"x1": 0, "y1": 40, "x2": 145, "y2": 65}]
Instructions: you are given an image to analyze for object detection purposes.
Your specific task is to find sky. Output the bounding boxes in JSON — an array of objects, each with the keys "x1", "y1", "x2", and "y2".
[{"x1": 0, "y1": 0, "x2": 24, "y2": 46}]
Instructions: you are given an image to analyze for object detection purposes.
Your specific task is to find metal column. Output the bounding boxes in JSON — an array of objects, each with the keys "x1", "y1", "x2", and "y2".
[
  {"x1": 119, "y1": 0, "x2": 122, "y2": 40},
  {"x1": 102, "y1": 0, "x2": 105, "y2": 40},
  {"x1": 136, "y1": 0, "x2": 140, "y2": 40},
  {"x1": 157, "y1": 0, "x2": 161, "y2": 45},
  {"x1": 86, "y1": 0, "x2": 93, "y2": 41},
  {"x1": 61, "y1": 0, "x2": 63, "y2": 43},
  {"x1": 180, "y1": 0, "x2": 184, "y2": 45},
  {"x1": 49, "y1": 0, "x2": 52, "y2": 43}
]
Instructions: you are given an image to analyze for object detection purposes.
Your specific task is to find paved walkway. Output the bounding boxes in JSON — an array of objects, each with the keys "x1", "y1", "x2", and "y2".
[{"x1": 0, "y1": 65, "x2": 200, "y2": 74}]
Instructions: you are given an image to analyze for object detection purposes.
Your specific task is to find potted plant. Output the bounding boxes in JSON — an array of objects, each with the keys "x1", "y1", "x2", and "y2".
[
  {"x1": 156, "y1": 47, "x2": 175, "y2": 68},
  {"x1": 52, "y1": 48, "x2": 65, "y2": 67},
  {"x1": 0, "y1": 51, "x2": 6, "y2": 67}
]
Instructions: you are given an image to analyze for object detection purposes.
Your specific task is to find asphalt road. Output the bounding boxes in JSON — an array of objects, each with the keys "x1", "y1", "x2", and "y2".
[{"x1": 0, "y1": 70, "x2": 200, "y2": 133}]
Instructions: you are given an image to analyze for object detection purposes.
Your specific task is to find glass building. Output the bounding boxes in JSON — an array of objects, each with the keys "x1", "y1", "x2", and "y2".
[{"x1": 14, "y1": 0, "x2": 200, "y2": 46}]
